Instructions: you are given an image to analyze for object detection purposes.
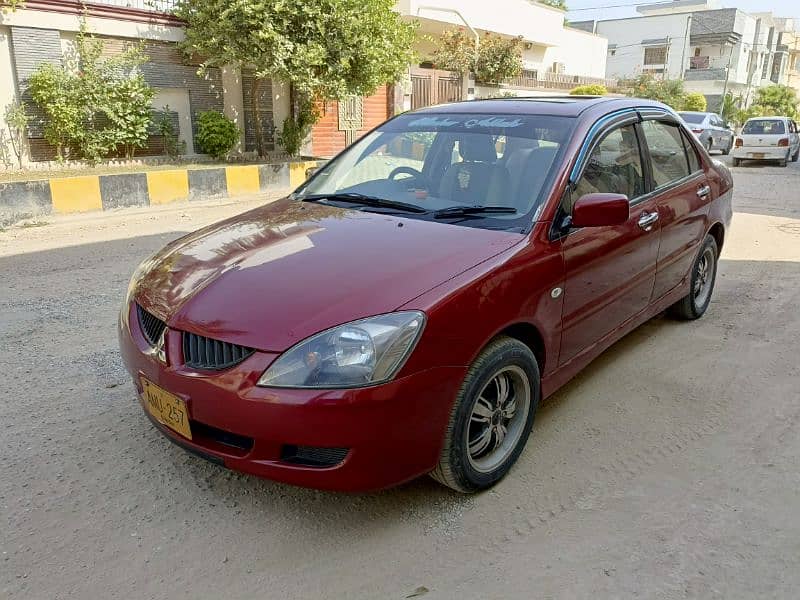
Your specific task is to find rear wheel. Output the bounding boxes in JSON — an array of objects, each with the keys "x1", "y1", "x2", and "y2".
[
  {"x1": 721, "y1": 138, "x2": 731, "y2": 155},
  {"x1": 431, "y1": 337, "x2": 539, "y2": 493},
  {"x1": 732, "y1": 158, "x2": 741, "y2": 167},
  {"x1": 792, "y1": 148, "x2": 799, "y2": 162},
  {"x1": 779, "y1": 155, "x2": 788, "y2": 167},
  {"x1": 669, "y1": 235, "x2": 719, "y2": 320},
  {"x1": 705, "y1": 138, "x2": 713, "y2": 153}
]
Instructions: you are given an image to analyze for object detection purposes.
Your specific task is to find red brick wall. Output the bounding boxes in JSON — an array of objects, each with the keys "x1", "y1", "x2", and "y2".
[{"x1": 311, "y1": 86, "x2": 390, "y2": 158}]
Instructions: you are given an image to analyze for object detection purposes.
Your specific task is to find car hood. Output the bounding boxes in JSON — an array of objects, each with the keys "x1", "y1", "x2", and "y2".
[{"x1": 135, "y1": 198, "x2": 523, "y2": 351}]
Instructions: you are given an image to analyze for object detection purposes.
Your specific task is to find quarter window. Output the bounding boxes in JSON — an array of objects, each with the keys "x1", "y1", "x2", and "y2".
[
  {"x1": 681, "y1": 130, "x2": 701, "y2": 173},
  {"x1": 571, "y1": 124, "x2": 645, "y2": 211},
  {"x1": 640, "y1": 120, "x2": 691, "y2": 188}
]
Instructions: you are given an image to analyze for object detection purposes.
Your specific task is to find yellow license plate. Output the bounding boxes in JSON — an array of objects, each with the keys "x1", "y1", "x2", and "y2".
[
  {"x1": 752, "y1": 152, "x2": 765, "y2": 159},
  {"x1": 141, "y1": 377, "x2": 192, "y2": 440}
]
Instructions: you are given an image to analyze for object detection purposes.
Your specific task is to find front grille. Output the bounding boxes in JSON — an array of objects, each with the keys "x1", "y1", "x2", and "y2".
[
  {"x1": 137, "y1": 304, "x2": 166, "y2": 346},
  {"x1": 182, "y1": 332, "x2": 255, "y2": 371},
  {"x1": 280, "y1": 445, "x2": 349, "y2": 468}
]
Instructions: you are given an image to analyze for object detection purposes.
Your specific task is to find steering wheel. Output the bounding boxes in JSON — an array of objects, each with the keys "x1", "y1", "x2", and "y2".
[{"x1": 388, "y1": 166, "x2": 423, "y2": 181}]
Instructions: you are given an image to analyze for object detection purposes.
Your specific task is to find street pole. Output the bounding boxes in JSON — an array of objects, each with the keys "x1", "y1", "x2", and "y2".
[
  {"x1": 719, "y1": 52, "x2": 731, "y2": 115},
  {"x1": 680, "y1": 14, "x2": 692, "y2": 80}
]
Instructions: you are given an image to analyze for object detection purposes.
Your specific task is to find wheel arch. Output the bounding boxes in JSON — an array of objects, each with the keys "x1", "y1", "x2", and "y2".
[
  {"x1": 495, "y1": 321, "x2": 547, "y2": 374},
  {"x1": 708, "y1": 221, "x2": 725, "y2": 252}
]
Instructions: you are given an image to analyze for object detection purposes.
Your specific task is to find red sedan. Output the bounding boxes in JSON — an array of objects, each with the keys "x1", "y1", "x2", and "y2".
[{"x1": 120, "y1": 97, "x2": 733, "y2": 492}]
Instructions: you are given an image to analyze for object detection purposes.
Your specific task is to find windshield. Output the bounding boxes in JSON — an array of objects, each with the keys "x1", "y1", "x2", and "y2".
[
  {"x1": 295, "y1": 112, "x2": 574, "y2": 230},
  {"x1": 743, "y1": 119, "x2": 786, "y2": 135},
  {"x1": 679, "y1": 113, "x2": 706, "y2": 124}
]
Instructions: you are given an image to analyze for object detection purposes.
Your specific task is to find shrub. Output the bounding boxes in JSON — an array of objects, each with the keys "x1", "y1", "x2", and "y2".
[
  {"x1": 278, "y1": 97, "x2": 317, "y2": 158},
  {"x1": 195, "y1": 111, "x2": 239, "y2": 159},
  {"x1": 681, "y1": 92, "x2": 707, "y2": 112},
  {"x1": 570, "y1": 84, "x2": 608, "y2": 96}
]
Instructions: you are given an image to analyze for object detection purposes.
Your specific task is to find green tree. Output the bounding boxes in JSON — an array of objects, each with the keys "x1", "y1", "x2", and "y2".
[
  {"x1": 175, "y1": 0, "x2": 416, "y2": 157},
  {"x1": 681, "y1": 92, "x2": 707, "y2": 112},
  {"x1": 570, "y1": 84, "x2": 608, "y2": 96},
  {"x1": 720, "y1": 93, "x2": 741, "y2": 125},
  {"x1": 28, "y1": 63, "x2": 84, "y2": 160},
  {"x1": 432, "y1": 29, "x2": 476, "y2": 75},
  {"x1": 748, "y1": 85, "x2": 798, "y2": 119},
  {"x1": 473, "y1": 34, "x2": 524, "y2": 84},
  {"x1": 4, "y1": 101, "x2": 30, "y2": 169},
  {"x1": 627, "y1": 74, "x2": 685, "y2": 110}
]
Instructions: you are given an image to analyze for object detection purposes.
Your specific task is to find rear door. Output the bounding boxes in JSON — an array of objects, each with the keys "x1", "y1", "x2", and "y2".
[
  {"x1": 558, "y1": 119, "x2": 661, "y2": 364},
  {"x1": 639, "y1": 118, "x2": 711, "y2": 300}
]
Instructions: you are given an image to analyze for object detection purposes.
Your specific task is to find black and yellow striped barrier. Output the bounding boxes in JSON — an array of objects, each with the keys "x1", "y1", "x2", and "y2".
[{"x1": 0, "y1": 161, "x2": 321, "y2": 224}]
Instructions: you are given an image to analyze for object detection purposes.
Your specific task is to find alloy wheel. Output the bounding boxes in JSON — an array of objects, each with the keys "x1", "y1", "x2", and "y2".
[
  {"x1": 466, "y1": 365, "x2": 531, "y2": 473},
  {"x1": 693, "y1": 245, "x2": 716, "y2": 307}
]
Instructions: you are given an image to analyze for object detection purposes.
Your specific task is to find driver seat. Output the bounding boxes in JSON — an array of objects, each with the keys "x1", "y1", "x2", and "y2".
[{"x1": 439, "y1": 136, "x2": 509, "y2": 205}]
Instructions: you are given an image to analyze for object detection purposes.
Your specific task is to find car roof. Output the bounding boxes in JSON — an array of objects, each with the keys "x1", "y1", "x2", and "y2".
[
  {"x1": 744, "y1": 116, "x2": 789, "y2": 121},
  {"x1": 409, "y1": 96, "x2": 671, "y2": 118}
]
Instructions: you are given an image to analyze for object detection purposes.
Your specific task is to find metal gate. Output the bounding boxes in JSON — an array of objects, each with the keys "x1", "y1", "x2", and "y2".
[{"x1": 410, "y1": 68, "x2": 463, "y2": 110}]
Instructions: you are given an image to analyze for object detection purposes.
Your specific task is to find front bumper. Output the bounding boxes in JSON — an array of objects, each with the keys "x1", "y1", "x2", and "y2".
[
  {"x1": 119, "y1": 303, "x2": 465, "y2": 492},
  {"x1": 731, "y1": 147, "x2": 789, "y2": 161}
]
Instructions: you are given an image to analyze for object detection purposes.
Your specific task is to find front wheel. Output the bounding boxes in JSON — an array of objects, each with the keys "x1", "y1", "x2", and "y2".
[
  {"x1": 431, "y1": 337, "x2": 539, "y2": 493},
  {"x1": 669, "y1": 234, "x2": 719, "y2": 320}
]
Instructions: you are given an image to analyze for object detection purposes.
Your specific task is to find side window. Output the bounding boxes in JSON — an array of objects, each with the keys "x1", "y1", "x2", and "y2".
[
  {"x1": 570, "y1": 124, "x2": 644, "y2": 213},
  {"x1": 640, "y1": 120, "x2": 691, "y2": 188},
  {"x1": 680, "y1": 130, "x2": 701, "y2": 172}
]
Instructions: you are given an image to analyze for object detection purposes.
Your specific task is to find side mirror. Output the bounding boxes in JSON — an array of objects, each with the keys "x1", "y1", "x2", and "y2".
[{"x1": 571, "y1": 193, "x2": 630, "y2": 228}]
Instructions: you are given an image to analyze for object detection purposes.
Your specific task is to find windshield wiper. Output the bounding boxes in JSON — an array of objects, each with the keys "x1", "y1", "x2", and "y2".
[
  {"x1": 301, "y1": 193, "x2": 427, "y2": 214},
  {"x1": 433, "y1": 205, "x2": 518, "y2": 219}
]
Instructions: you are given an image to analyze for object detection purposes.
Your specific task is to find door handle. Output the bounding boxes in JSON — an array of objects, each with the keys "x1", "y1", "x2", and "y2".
[
  {"x1": 637, "y1": 211, "x2": 659, "y2": 231},
  {"x1": 697, "y1": 185, "x2": 711, "y2": 198}
]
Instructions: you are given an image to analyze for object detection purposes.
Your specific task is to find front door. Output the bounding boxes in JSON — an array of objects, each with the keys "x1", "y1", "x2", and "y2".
[
  {"x1": 559, "y1": 123, "x2": 661, "y2": 365},
  {"x1": 639, "y1": 119, "x2": 711, "y2": 300}
]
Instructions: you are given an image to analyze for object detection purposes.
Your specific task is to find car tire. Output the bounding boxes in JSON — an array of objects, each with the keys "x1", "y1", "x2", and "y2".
[
  {"x1": 779, "y1": 155, "x2": 788, "y2": 167},
  {"x1": 705, "y1": 138, "x2": 713, "y2": 153},
  {"x1": 430, "y1": 336, "x2": 540, "y2": 493},
  {"x1": 669, "y1": 234, "x2": 719, "y2": 321},
  {"x1": 732, "y1": 158, "x2": 741, "y2": 167},
  {"x1": 792, "y1": 149, "x2": 799, "y2": 162},
  {"x1": 721, "y1": 139, "x2": 731, "y2": 155}
]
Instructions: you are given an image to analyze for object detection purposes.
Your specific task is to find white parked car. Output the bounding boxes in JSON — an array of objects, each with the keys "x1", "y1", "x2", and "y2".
[{"x1": 732, "y1": 116, "x2": 800, "y2": 167}]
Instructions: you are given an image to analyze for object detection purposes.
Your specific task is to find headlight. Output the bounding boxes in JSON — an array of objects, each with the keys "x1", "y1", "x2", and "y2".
[{"x1": 257, "y1": 311, "x2": 425, "y2": 388}]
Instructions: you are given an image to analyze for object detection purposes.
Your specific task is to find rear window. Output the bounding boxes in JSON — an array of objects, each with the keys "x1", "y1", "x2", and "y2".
[
  {"x1": 743, "y1": 119, "x2": 786, "y2": 135},
  {"x1": 679, "y1": 113, "x2": 706, "y2": 124}
]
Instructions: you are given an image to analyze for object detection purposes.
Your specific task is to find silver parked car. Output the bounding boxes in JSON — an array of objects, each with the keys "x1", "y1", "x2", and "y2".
[{"x1": 678, "y1": 111, "x2": 734, "y2": 155}]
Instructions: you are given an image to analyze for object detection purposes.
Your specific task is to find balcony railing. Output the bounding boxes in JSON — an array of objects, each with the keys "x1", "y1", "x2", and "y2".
[
  {"x1": 85, "y1": 0, "x2": 177, "y2": 12},
  {"x1": 684, "y1": 68, "x2": 727, "y2": 81},
  {"x1": 481, "y1": 69, "x2": 617, "y2": 91}
]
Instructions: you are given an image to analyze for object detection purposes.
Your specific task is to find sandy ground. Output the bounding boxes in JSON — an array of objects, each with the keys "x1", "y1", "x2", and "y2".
[{"x1": 2, "y1": 159, "x2": 800, "y2": 599}]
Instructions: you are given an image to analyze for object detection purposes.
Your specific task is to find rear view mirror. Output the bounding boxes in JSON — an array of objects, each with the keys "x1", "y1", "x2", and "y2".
[{"x1": 571, "y1": 193, "x2": 630, "y2": 227}]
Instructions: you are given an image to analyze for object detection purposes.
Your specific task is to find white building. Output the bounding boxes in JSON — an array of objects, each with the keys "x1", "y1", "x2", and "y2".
[
  {"x1": 396, "y1": 0, "x2": 611, "y2": 97},
  {"x1": 572, "y1": 0, "x2": 789, "y2": 111}
]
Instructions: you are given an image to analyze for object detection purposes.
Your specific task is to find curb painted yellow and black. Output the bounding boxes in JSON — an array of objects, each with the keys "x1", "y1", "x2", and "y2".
[{"x1": 0, "y1": 161, "x2": 322, "y2": 224}]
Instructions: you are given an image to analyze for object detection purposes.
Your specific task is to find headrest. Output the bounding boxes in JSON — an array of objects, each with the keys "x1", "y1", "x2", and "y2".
[{"x1": 458, "y1": 135, "x2": 498, "y2": 162}]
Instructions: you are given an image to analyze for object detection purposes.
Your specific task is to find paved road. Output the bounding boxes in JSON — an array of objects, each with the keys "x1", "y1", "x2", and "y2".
[{"x1": 2, "y1": 160, "x2": 800, "y2": 599}]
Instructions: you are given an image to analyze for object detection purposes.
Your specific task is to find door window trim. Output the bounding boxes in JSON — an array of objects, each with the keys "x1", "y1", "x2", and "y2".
[{"x1": 637, "y1": 117, "x2": 705, "y2": 196}]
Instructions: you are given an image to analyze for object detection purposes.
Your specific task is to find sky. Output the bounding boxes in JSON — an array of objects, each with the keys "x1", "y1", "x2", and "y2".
[{"x1": 566, "y1": 0, "x2": 800, "y2": 23}]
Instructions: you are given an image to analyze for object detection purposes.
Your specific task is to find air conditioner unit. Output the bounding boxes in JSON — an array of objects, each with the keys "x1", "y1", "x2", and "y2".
[{"x1": 550, "y1": 62, "x2": 566, "y2": 74}]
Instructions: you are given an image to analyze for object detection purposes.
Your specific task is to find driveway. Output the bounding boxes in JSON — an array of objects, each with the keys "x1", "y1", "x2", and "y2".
[{"x1": 2, "y1": 159, "x2": 800, "y2": 599}]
